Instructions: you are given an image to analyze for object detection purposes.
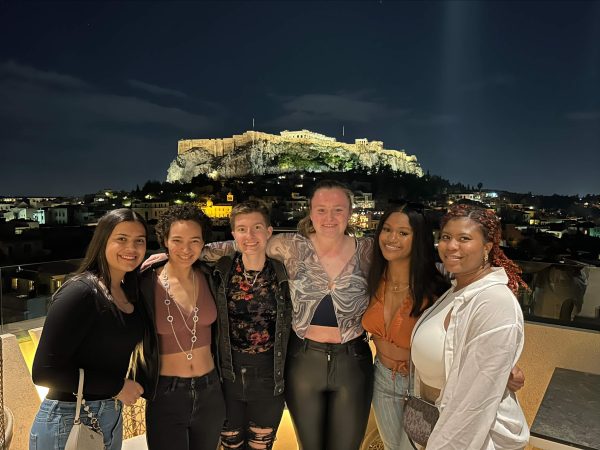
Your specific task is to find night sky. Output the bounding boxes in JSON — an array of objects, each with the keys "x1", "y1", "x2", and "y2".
[{"x1": 1, "y1": 1, "x2": 599, "y2": 197}]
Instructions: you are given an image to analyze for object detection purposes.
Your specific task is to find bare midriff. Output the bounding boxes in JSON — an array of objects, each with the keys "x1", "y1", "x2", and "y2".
[
  {"x1": 159, "y1": 345, "x2": 215, "y2": 377},
  {"x1": 373, "y1": 336, "x2": 410, "y2": 375},
  {"x1": 420, "y1": 382, "x2": 441, "y2": 404},
  {"x1": 304, "y1": 324, "x2": 343, "y2": 343}
]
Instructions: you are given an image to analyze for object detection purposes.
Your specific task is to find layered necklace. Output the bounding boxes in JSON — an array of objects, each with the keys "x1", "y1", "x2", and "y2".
[
  {"x1": 239, "y1": 256, "x2": 264, "y2": 289},
  {"x1": 161, "y1": 264, "x2": 198, "y2": 361},
  {"x1": 386, "y1": 269, "x2": 410, "y2": 293},
  {"x1": 242, "y1": 269, "x2": 261, "y2": 287}
]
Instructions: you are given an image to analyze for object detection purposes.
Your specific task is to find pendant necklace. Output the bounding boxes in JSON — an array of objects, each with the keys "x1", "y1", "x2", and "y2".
[
  {"x1": 386, "y1": 269, "x2": 409, "y2": 293},
  {"x1": 162, "y1": 265, "x2": 198, "y2": 361},
  {"x1": 242, "y1": 269, "x2": 261, "y2": 287},
  {"x1": 390, "y1": 282, "x2": 409, "y2": 293}
]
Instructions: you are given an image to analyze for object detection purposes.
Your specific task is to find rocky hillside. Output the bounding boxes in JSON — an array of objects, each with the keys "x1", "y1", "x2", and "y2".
[{"x1": 167, "y1": 139, "x2": 423, "y2": 182}]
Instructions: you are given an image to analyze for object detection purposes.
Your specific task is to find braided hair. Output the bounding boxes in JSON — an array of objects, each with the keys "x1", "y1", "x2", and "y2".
[{"x1": 441, "y1": 204, "x2": 528, "y2": 295}]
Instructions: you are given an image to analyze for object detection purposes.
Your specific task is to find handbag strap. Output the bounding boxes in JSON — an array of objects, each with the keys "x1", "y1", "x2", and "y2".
[
  {"x1": 74, "y1": 368, "x2": 84, "y2": 423},
  {"x1": 407, "y1": 289, "x2": 452, "y2": 397}
]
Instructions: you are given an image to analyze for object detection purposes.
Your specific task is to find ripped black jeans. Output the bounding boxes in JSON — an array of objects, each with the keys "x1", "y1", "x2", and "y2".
[{"x1": 221, "y1": 350, "x2": 285, "y2": 449}]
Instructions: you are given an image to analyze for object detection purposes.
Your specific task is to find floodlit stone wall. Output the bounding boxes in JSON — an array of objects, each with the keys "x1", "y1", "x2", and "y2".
[{"x1": 177, "y1": 130, "x2": 417, "y2": 166}]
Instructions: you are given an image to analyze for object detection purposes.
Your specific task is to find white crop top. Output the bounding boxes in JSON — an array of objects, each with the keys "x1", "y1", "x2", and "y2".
[{"x1": 411, "y1": 291, "x2": 455, "y2": 390}]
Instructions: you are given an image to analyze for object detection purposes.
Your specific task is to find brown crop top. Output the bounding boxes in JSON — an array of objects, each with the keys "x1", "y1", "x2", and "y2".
[
  {"x1": 361, "y1": 277, "x2": 424, "y2": 350},
  {"x1": 154, "y1": 270, "x2": 216, "y2": 355}
]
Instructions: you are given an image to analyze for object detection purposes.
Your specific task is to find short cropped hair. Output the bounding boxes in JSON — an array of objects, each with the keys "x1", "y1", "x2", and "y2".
[{"x1": 229, "y1": 199, "x2": 271, "y2": 229}]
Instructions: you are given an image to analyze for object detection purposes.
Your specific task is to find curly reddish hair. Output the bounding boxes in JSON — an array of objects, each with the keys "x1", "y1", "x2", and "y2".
[{"x1": 441, "y1": 204, "x2": 528, "y2": 295}]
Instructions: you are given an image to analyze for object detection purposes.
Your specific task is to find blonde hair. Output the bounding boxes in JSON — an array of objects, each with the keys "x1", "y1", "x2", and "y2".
[{"x1": 297, "y1": 180, "x2": 354, "y2": 237}]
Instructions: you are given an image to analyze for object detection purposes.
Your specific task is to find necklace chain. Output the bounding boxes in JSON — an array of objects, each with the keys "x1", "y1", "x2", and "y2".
[
  {"x1": 385, "y1": 269, "x2": 410, "y2": 293},
  {"x1": 161, "y1": 265, "x2": 198, "y2": 361},
  {"x1": 242, "y1": 269, "x2": 261, "y2": 287},
  {"x1": 390, "y1": 283, "x2": 409, "y2": 293}
]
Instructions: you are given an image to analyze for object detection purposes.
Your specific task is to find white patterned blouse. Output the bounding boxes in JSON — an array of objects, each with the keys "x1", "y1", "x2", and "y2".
[{"x1": 267, "y1": 233, "x2": 373, "y2": 343}]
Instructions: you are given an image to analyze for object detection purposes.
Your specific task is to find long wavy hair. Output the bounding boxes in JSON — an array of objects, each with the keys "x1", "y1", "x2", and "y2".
[
  {"x1": 57, "y1": 209, "x2": 148, "y2": 315},
  {"x1": 368, "y1": 203, "x2": 449, "y2": 316},
  {"x1": 297, "y1": 179, "x2": 354, "y2": 237},
  {"x1": 441, "y1": 203, "x2": 527, "y2": 294}
]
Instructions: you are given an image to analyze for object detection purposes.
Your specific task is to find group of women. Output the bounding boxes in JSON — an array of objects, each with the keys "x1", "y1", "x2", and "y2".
[{"x1": 30, "y1": 179, "x2": 530, "y2": 450}]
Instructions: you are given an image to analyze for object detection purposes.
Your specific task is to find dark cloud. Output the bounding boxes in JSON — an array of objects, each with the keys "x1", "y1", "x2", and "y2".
[
  {"x1": 0, "y1": 60, "x2": 89, "y2": 89},
  {"x1": 268, "y1": 92, "x2": 408, "y2": 128},
  {"x1": 0, "y1": 61, "x2": 218, "y2": 195},
  {"x1": 459, "y1": 74, "x2": 516, "y2": 93},
  {"x1": 566, "y1": 111, "x2": 600, "y2": 121},
  {"x1": 127, "y1": 79, "x2": 189, "y2": 99}
]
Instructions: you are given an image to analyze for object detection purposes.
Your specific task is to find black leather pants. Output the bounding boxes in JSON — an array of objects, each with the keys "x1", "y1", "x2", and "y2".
[{"x1": 285, "y1": 333, "x2": 374, "y2": 450}]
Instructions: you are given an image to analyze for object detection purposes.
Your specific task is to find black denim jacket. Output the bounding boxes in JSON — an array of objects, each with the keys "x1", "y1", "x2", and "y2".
[{"x1": 211, "y1": 253, "x2": 292, "y2": 396}]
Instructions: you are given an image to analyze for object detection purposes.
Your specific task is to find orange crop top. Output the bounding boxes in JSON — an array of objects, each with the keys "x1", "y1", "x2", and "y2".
[{"x1": 362, "y1": 277, "x2": 425, "y2": 350}]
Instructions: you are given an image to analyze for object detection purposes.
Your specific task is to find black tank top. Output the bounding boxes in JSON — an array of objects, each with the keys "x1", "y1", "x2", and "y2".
[{"x1": 310, "y1": 294, "x2": 338, "y2": 327}]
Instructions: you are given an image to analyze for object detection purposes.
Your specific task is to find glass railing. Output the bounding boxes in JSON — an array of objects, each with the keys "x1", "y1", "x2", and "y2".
[
  {"x1": 0, "y1": 259, "x2": 82, "y2": 336},
  {"x1": 2, "y1": 258, "x2": 599, "y2": 336},
  {"x1": 515, "y1": 260, "x2": 600, "y2": 331}
]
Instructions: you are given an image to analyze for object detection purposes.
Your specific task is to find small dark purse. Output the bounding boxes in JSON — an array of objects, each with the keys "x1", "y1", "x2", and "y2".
[
  {"x1": 403, "y1": 393, "x2": 439, "y2": 448},
  {"x1": 402, "y1": 293, "x2": 448, "y2": 449}
]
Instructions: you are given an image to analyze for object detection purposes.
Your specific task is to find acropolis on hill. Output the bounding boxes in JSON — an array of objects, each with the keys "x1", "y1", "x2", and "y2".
[
  {"x1": 168, "y1": 129, "x2": 424, "y2": 181},
  {"x1": 178, "y1": 129, "x2": 419, "y2": 165}
]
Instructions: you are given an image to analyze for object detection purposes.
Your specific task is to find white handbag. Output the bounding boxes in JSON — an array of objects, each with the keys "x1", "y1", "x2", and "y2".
[{"x1": 64, "y1": 368, "x2": 105, "y2": 450}]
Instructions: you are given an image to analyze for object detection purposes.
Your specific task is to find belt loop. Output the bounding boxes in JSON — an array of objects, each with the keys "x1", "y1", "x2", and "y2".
[
  {"x1": 170, "y1": 377, "x2": 178, "y2": 392},
  {"x1": 48, "y1": 399, "x2": 60, "y2": 415}
]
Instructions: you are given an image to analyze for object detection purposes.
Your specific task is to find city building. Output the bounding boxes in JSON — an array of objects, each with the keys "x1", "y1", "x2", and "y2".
[
  {"x1": 200, "y1": 198, "x2": 233, "y2": 219},
  {"x1": 131, "y1": 201, "x2": 170, "y2": 222}
]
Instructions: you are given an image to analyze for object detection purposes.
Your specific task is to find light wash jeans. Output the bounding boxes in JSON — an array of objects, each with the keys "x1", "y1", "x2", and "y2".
[
  {"x1": 30, "y1": 397, "x2": 123, "y2": 450},
  {"x1": 372, "y1": 357, "x2": 413, "y2": 450}
]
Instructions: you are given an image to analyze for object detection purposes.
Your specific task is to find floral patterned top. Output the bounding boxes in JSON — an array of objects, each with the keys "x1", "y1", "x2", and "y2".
[{"x1": 227, "y1": 253, "x2": 279, "y2": 353}]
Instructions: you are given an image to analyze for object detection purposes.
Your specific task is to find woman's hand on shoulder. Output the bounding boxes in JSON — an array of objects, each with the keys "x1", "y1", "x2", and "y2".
[
  {"x1": 115, "y1": 379, "x2": 144, "y2": 405},
  {"x1": 141, "y1": 253, "x2": 167, "y2": 270},
  {"x1": 266, "y1": 233, "x2": 292, "y2": 261},
  {"x1": 507, "y1": 365, "x2": 525, "y2": 392}
]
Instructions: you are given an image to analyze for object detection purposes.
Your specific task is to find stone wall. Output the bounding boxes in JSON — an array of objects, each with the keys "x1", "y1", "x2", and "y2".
[{"x1": 177, "y1": 130, "x2": 420, "y2": 169}]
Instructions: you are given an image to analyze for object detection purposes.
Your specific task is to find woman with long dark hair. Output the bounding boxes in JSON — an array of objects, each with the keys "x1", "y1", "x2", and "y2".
[
  {"x1": 362, "y1": 204, "x2": 449, "y2": 449},
  {"x1": 30, "y1": 208, "x2": 147, "y2": 450}
]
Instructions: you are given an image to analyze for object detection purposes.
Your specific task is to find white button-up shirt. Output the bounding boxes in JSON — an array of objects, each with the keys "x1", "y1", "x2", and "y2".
[{"x1": 412, "y1": 268, "x2": 529, "y2": 449}]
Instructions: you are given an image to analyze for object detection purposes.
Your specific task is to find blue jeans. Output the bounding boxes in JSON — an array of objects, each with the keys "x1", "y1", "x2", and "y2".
[
  {"x1": 372, "y1": 357, "x2": 412, "y2": 450},
  {"x1": 30, "y1": 397, "x2": 123, "y2": 450}
]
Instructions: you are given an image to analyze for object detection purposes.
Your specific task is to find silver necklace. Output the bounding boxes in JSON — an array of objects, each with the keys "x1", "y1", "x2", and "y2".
[
  {"x1": 242, "y1": 269, "x2": 261, "y2": 287},
  {"x1": 161, "y1": 265, "x2": 198, "y2": 361}
]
